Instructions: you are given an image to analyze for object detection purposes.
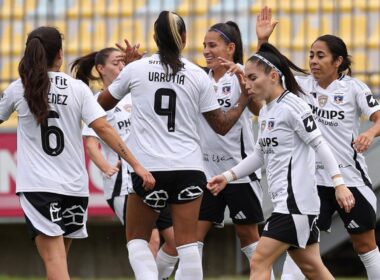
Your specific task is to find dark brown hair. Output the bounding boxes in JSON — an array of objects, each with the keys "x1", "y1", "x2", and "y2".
[
  {"x1": 18, "y1": 26, "x2": 62, "y2": 124},
  {"x1": 154, "y1": 11, "x2": 186, "y2": 75},
  {"x1": 71, "y1": 47, "x2": 119, "y2": 85}
]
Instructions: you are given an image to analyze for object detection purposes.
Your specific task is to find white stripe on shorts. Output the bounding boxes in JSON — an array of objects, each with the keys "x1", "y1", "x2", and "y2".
[
  {"x1": 113, "y1": 195, "x2": 127, "y2": 225},
  {"x1": 19, "y1": 193, "x2": 64, "y2": 237},
  {"x1": 292, "y1": 214, "x2": 310, "y2": 249},
  {"x1": 356, "y1": 186, "x2": 377, "y2": 213}
]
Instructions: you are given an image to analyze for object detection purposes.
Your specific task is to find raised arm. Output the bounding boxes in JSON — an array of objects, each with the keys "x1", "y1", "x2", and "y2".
[
  {"x1": 89, "y1": 116, "x2": 155, "y2": 189},
  {"x1": 218, "y1": 57, "x2": 263, "y2": 116},
  {"x1": 256, "y1": 6, "x2": 278, "y2": 50}
]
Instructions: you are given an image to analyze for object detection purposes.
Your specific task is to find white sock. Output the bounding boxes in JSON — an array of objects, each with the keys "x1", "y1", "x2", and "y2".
[
  {"x1": 127, "y1": 239, "x2": 158, "y2": 280},
  {"x1": 156, "y1": 246, "x2": 179, "y2": 279},
  {"x1": 359, "y1": 247, "x2": 380, "y2": 280},
  {"x1": 241, "y1": 241, "x2": 258, "y2": 260},
  {"x1": 281, "y1": 252, "x2": 305, "y2": 280},
  {"x1": 175, "y1": 241, "x2": 203, "y2": 280},
  {"x1": 174, "y1": 242, "x2": 202, "y2": 280},
  {"x1": 242, "y1": 242, "x2": 276, "y2": 280}
]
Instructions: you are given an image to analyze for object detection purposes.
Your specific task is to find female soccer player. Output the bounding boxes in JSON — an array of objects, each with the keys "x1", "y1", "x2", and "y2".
[
  {"x1": 207, "y1": 42, "x2": 355, "y2": 280},
  {"x1": 197, "y1": 20, "x2": 265, "y2": 270},
  {"x1": 97, "y1": 10, "x2": 252, "y2": 280},
  {"x1": 72, "y1": 47, "x2": 179, "y2": 278},
  {"x1": 257, "y1": 9, "x2": 380, "y2": 280},
  {"x1": 0, "y1": 27, "x2": 154, "y2": 279}
]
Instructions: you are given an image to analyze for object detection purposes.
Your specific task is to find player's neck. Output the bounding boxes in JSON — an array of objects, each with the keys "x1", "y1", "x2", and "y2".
[{"x1": 212, "y1": 67, "x2": 226, "y2": 82}]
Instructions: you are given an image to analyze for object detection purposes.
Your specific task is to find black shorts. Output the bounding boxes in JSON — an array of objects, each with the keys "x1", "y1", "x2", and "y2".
[
  {"x1": 19, "y1": 192, "x2": 88, "y2": 239},
  {"x1": 199, "y1": 181, "x2": 264, "y2": 225},
  {"x1": 106, "y1": 194, "x2": 173, "y2": 231},
  {"x1": 262, "y1": 212, "x2": 320, "y2": 249},
  {"x1": 132, "y1": 170, "x2": 206, "y2": 211},
  {"x1": 317, "y1": 186, "x2": 377, "y2": 234}
]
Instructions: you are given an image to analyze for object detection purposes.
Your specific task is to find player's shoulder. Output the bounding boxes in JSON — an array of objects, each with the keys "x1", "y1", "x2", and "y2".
[
  {"x1": 340, "y1": 74, "x2": 371, "y2": 93},
  {"x1": 295, "y1": 74, "x2": 313, "y2": 88},
  {"x1": 278, "y1": 90, "x2": 310, "y2": 114}
]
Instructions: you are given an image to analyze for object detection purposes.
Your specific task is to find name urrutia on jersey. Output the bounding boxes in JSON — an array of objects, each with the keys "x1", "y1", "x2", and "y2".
[{"x1": 148, "y1": 71, "x2": 185, "y2": 85}]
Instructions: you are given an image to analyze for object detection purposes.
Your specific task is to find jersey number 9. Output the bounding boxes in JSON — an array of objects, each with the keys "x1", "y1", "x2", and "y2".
[{"x1": 154, "y1": 88, "x2": 176, "y2": 132}]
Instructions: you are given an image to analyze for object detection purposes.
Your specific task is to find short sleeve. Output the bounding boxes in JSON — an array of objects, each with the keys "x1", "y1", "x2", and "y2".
[
  {"x1": 80, "y1": 83, "x2": 106, "y2": 125},
  {"x1": 0, "y1": 87, "x2": 15, "y2": 121},
  {"x1": 198, "y1": 72, "x2": 220, "y2": 113},
  {"x1": 82, "y1": 123, "x2": 98, "y2": 138},
  {"x1": 108, "y1": 63, "x2": 133, "y2": 101},
  {"x1": 354, "y1": 79, "x2": 380, "y2": 118},
  {"x1": 287, "y1": 99, "x2": 321, "y2": 144}
]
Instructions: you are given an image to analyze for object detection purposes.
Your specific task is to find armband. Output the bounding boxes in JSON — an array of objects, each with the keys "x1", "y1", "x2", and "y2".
[
  {"x1": 333, "y1": 176, "x2": 345, "y2": 187},
  {"x1": 222, "y1": 170, "x2": 235, "y2": 183}
]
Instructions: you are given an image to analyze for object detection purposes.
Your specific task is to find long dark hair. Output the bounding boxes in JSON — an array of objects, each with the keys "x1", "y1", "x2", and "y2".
[
  {"x1": 313, "y1": 34, "x2": 352, "y2": 76},
  {"x1": 209, "y1": 21, "x2": 243, "y2": 64},
  {"x1": 71, "y1": 47, "x2": 119, "y2": 85},
  {"x1": 247, "y1": 43, "x2": 308, "y2": 96},
  {"x1": 18, "y1": 26, "x2": 62, "y2": 124},
  {"x1": 154, "y1": 11, "x2": 186, "y2": 75}
]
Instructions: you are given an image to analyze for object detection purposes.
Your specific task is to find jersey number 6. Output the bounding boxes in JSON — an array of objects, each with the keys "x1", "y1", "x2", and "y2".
[
  {"x1": 41, "y1": 110, "x2": 65, "y2": 156},
  {"x1": 154, "y1": 88, "x2": 176, "y2": 132}
]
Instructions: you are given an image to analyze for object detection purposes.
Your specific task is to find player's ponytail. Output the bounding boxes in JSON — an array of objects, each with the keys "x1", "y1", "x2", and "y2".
[
  {"x1": 71, "y1": 47, "x2": 119, "y2": 85},
  {"x1": 248, "y1": 42, "x2": 308, "y2": 96},
  {"x1": 18, "y1": 26, "x2": 62, "y2": 124},
  {"x1": 154, "y1": 11, "x2": 186, "y2": 75}
]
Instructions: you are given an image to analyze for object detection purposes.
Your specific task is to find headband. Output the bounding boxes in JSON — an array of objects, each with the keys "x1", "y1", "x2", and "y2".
[
  {"x1": 210, "y1": 28, "x2": 232, "y2": 43},
  {"x1": 252, "y1": 53, "x2": 283, "y2": 77}
]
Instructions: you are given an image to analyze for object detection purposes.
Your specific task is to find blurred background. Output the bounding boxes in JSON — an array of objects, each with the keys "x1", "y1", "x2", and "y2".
[{"x1": 0, "y1": 0, "x2": 379, "y2": 278}]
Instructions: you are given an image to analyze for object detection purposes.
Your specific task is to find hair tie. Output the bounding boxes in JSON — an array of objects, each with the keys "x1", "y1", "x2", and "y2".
[
  {"x1": 252, "y1": 53, "x2": 283, "y2": 77},
  {"x1": 210, "y1": 28, "x2": 232, "y2": 43}
]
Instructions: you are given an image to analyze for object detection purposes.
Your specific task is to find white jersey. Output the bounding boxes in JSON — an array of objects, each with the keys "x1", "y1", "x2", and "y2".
[
  {"x1": 199, "y1": 66, "x2": 260, "y2": 183},
  {"x1": 257, "y1": 91, "x2": 321, "y2": 215},
  {"x1": 108, "y1": 53, "x2": 220, "y2": 171},
  {"x1": 82, "y1": 94, "x2": 132, "y2": 200},
  {"x1": 296, "y1": 75, "x2": 380, "y2": 188},
  {"x1": 0, "y1": 72, "x2": 106, "y2": 196}
]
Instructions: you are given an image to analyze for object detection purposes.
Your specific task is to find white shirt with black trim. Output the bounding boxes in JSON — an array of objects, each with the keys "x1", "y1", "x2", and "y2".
[
  {"x1": 256, "y1": 91, "x2": 321, "y2": 215},
  {"x1": 198, "y1": 65, "x2": 260, "y2": 183},
  {"x1": 297, "y1": 75, "x2": 380, "y2": 188},
  {"x1": 82, "y1": 94, "x2": 132, "y2": 199},
  {"x1": 108, "y1": 53, "x2": 220, "y2": 171},
  {"x1": 0, "y1": 72, "x2": 106, "y2": 196}
]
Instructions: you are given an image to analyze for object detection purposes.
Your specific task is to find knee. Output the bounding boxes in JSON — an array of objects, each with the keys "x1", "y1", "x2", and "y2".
[
  {"x1": 351, "y1": 237, "x2": 377, "y2": 254},
  {"x1": 236, "y1": 225, "x2": 260, "y2": 247}
]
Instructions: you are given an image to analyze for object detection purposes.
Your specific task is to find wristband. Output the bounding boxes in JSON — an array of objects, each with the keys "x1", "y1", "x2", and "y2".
[
  {"x1": 333, "y1": 176, "x2": 345, "y2": 187},
  {"x1": 222, "y1": 170, "x2": 235, "y2": 183}
]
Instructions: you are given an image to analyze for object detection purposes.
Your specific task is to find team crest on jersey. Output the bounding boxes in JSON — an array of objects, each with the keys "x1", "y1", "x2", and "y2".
[
  {"x1": 366, "y1": 94, "x2": 379, "y2": 108},
  {"x1": 318, "y1": 95, "x2": 328, "y2": 107},
  {"x1": 334, "y1": 95, "x2": 344, "y2": 104},
  {"x1": 302, "y1": 115, "x2": 317, "y2": 132},
  {"x1": 221, "y1": 85, "x2": 231, "y2": 95},
  {"x1": 123, "y1": 104, "x2": 132, "y2": 112},
  {"x1": 261, "y1": 120, "x2": 266, "y2": 132},
  {"x1": 267, "y1": 120, "x2": 275, "y2": 130}
]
